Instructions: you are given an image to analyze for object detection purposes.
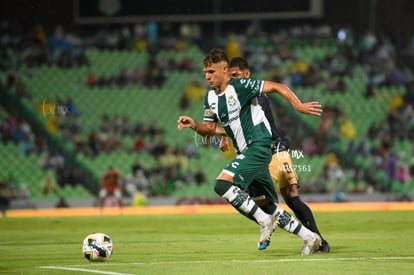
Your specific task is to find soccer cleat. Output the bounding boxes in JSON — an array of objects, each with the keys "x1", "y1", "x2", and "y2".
[
  {"x1": 258, "y1": 215, "x2": 277, "y2": 250},
  {"x1": 301, "y1": 233, "x2": 322, "y2": 256},
  {"x1": 318, "y1": 240, "x2": 331, "y2": 253}
]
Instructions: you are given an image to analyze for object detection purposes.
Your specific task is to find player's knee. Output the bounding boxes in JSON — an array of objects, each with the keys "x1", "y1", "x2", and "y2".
[
  {"x1": 113, "y1": 189, "x2": 122, "y2": 199},
  {"x1": 259, "y1": 202, "x2": 276, "y2": 214},
  {"x1": 281, "y1": 184, "x2": 299, "y2": 199},
  {"x1": 253, "y1": 196, "x2": 272, "y2": 206},
  {"x1": 214, "y1": 180, "x2": 232, "y2": 196},
  {"x1": 99, "y1": 189, "x2": 107, "y2": 198}
]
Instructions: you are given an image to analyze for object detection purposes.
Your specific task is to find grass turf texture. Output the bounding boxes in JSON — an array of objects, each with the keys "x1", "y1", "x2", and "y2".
[{"x1": 0, "y1": 211, "x2": 413, "y2": 275}]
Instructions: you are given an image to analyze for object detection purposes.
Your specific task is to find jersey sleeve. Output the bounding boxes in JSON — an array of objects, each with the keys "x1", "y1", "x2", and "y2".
[
  {"x1": 230, "y1": 78, "x2": 264, "y2": 105},
  {"x1": 203, "y1": 90, "x2": 217, "y2": 122}
]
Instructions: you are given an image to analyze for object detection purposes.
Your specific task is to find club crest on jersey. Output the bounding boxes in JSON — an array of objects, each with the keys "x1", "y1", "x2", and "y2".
[
  {"x1": 228, "y1": 95, "x2": 237, "y2": 107},
  {"x1": 204, "y1": 109, "x2": 213, "y2": 116}
]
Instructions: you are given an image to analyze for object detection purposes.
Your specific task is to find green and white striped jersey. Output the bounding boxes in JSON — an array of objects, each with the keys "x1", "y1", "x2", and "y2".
[{"x1": 203, "y1": 78, "x2": 273, "y2": 153}]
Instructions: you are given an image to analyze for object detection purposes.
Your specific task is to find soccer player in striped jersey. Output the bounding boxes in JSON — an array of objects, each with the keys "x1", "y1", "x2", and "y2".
[
  {"x1": 178, "y1": 48, "x2": 322, "y2": 255},
  {"x1": 223, "y1": 56, "x2": 330, "y2": 253}
]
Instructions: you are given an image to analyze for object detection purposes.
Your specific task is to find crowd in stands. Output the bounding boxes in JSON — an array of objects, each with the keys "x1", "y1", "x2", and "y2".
[
  {"x1": 111, "y1": 119, "x2": 206, "y2": 197},
  {"x1": 214, "y1": 23, "x2": 414, "y2": 197},
  {"x1": 0, "y1": 107, "x2": 87, "y2": 202},
  {"x1": 50, "y1": 108, "x2": 206, "y2": 197},
  {"x1": 124, "y1": 156, "x2": 206, "y2": 198},
  {"x1": 1, "y1": 19, "x2": 414, "y2": 201},
  {"x1": 0, "y1": 23, "x2": 89, "y2": 72}
]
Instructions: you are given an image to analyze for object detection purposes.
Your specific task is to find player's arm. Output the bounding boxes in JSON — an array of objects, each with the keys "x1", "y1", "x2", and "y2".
[
  {"x1": 214, "y1": 126, "x2": 230, "y2": 152},
  {"x1": 262, "y1": 81, "x2": 322, "y2": 116},
  {"x1": 219, "y1": 136, "x2": 230, "y2": 152},
  {"x1": 215, "y1": 126, "x2": 227, "y2": 136},
  {"x1": 177, "y1": 116, "x2": 216, "y2": 136}
]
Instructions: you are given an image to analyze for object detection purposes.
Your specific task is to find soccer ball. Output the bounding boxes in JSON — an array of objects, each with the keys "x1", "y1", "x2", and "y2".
[{"x1": 82, "y1": 233, "x2": 113, "y2": 262}]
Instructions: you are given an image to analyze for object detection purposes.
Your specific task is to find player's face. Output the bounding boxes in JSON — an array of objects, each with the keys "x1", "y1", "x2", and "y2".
[
  {"x1": 204, "y1": 61, "x2": 228, "y2": 89},
  {"x1": 229, "y1": 66, "x2": 250, "y2": 78}
]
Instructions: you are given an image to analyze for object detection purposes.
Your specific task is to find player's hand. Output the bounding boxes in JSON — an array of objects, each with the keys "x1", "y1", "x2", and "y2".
[
  {"x1": 219, "y1": 136, "x2": 229, "y2": 152},
  {"x1": 177, "y1": 116, "x2": 195, "y2": 131},
  {"x1": 296, "y1": 101, "x2": 323, "y2": 116}
]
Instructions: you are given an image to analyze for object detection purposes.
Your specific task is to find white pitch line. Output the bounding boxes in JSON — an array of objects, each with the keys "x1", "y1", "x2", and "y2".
[
  {"x1": 42, "y1": 256, "x2": 414, "y2": 271},
  {"x1": 39, "y1": 266, "x2": 135, "y2": 275},
  {"x1": 127, "y1": 256, "x2": 414, "y2": 265}
]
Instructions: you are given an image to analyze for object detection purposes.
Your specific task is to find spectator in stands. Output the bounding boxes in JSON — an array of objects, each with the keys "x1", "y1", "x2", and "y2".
[
  {"x1": 87, "y1": 130, "x2": 100, "y2": 157},
  {"x1": 41, "y1": 171, "x2": 57, "y2": 195},
  {"x1": 288, "y1": 55, "x2": 308, "y2": 87},
  {"x1": 226, "y1": 34, "x2": 241, "y2": 59},
  {"x1": 339, "y1": 115, "x2": 356, "y2": 141},
  {"x1": 48, "y1": 25, "x2": 71, "y2": 66},
  {"x1": 158, "y1": 147, "x2": 178, "y2": 170},
  {"x1": 65, "y1": 98, "x2": 80, "y2": 116},
  {"x1": 134, "y1": 169, "x2": 151, "y2": 193},
  {"x1": 179, "y1": 94, "x2": 190, "y2": 110},
  {"x1": 181, "y1": 167, "x2": 196, "y2": 186},
  {"x1": 116, "y1": 66, "x2": 129, "y2": 87},
  {"x1": 119, "y1": 116, "x2": 133, "y2": 136},
  {"x1": 364, "y1": 83, "x2": 375, "y2": 98},
  {"x1": 134, "y1": 121, "x2": 148, "y2": 137},
  {"x1": 393, "y1": 162, "x2": 412, "y2": 201},
  {"x1": 384, "y1": 151, "x2": 399, "y2": 188},
  {"x1": 130, "y1": 66, "x2": 144, "y2": 84},
  {"x1": 323, "y1": 151, "x2": 345, "y2": 185},
  {"x1": 395, "y1": 163, "x2": 410, "y2": 184},
  {"x1": 178, "y1": 57, "x2": 196, "y2": 72},
  {"x1": 95, "y1": 74, "x2": 108, "y2": 88},
  {"x1": 0, "y1": 179, "x2": 11, "y2": 217},
  {"x1": 182, "y1": 138, "x2": 198, "y2": 158},
  {"x1": 181, "y1": 79, "x2": 205, "y2": 108},
  {"x1": 194, "y1": 167, "x2": 206, "y2": 185},
  {"x1": 131, "y1": 158, "x2": 144, "y2": 175},
  {"x1": 147, "y1": 119, "x2": 164, "y2": 139},
  {"x1": 174, "y1": 147, "x2": 189, "y2": 172},
  {"x1": 125, "y1": 169, "x2": 151, "y2": 197},
  {"x1": 131, "y1": 159, "x2": 148, "y2": 178},
  {"x1": 150, "y1": 137, "x2": 167, "y2": 158},
  {"x1": 302, "y1": 135, "x2": 318, "y2": 156},
  {"x1": 55, "y1": 196, "x2": 70, "y2": 208},
  {"x1": 132, "y1": 135, "x2": 145, "y2": 152}
]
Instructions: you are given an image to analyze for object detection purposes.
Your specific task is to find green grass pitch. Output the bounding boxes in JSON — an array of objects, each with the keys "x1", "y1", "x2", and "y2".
[{"x1": 0, "y1": 210, "x2": 413, "y2": 274}]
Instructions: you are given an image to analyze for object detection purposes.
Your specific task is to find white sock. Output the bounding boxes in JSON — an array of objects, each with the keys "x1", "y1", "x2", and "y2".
[
  {"x1": 222, "y1": 185, "x2": 269, "y2": 224},
  {"x1": 273, "y1": 205, "x2": 313, "y2": 240},
  {"x1": 295, "y1": 225, "x2": 315, "y2": 241}
]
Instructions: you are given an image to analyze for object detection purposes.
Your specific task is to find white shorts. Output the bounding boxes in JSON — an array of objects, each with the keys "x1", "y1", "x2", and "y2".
[{"x1": 99, "y1": 188, "x2": 122, "y2": 199}]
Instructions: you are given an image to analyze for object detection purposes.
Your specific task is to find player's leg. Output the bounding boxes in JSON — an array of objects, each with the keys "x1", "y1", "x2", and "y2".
[
  {"x1": 98, "y1": 188, "x2": 108, "y2": 215},
  {"x1": 281, "y1": 185, "x2": 330, "y2": 252},
  {"x1": 214, "y1": 176, "x2": 276, "y2": 249},
  {"x1": 215, "y1": 145, "x2": 276, "y2": 249},
  {"x1": 269, "y1": 151, "x2": 330, "y2": 252},
  {"x1": 0, "y1": 196, "x2": 8, "y2": 217},
  {"x1": 250, "y1": 175, "x2": 321, "y2": 255},
  {"x1": 99, "y1": 188, "x2": 107, "y2": 209},
  {"x1": 113, "y1": 188, "x2": 123, "y2": 214}
]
